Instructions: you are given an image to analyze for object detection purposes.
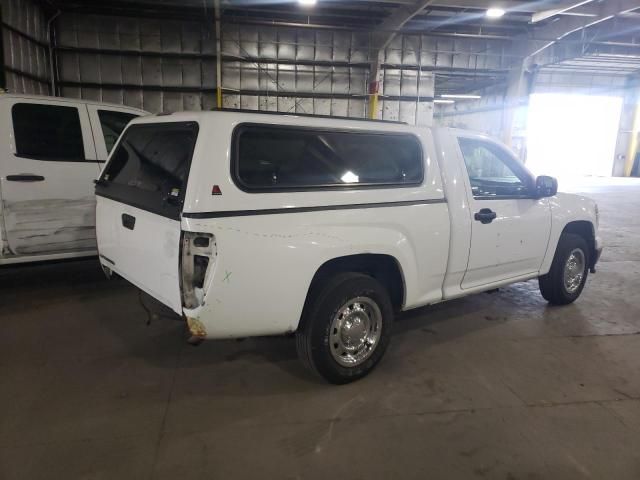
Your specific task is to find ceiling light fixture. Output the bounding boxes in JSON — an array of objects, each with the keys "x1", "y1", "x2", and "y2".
[
  {"x1": 486, "y1": 7, "x2": 506, "y2": 18},
  {"x1": 441, "y1": 94, "x2": 482, "y2": 99},
  {"x1": 299, "y1": 0, "x2": 317, "y2": 6},
  {"x1": 434, "y1": 99, "x2": 455, "y2": 104}
]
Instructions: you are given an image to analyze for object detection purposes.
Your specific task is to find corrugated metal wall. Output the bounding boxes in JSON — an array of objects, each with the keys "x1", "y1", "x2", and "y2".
[
  {"x1": 51, "y1": 10, "x2": 513, "y2": 125},
  {"x1": 57, "y1": 13, "x2": 217, "y2": 113},
  {"x1": 220, "y1": 24, "x2": 437, "y2": 124},
  {"x1": 52, "y1": 12, "x2": 508, "y2": 123},
  {"x1": 1, "y1": 0, "x2": 50, "y2": 95}
]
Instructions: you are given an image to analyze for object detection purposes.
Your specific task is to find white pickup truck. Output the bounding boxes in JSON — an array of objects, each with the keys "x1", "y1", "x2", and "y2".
[{"x1": 95, "y1": 111, "x2": 602, "y2": 384}]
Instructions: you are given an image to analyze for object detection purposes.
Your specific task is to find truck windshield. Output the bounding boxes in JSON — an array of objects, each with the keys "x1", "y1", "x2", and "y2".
[{"x1": 96, "y1": 121, "x2": 199, "y2": 220}]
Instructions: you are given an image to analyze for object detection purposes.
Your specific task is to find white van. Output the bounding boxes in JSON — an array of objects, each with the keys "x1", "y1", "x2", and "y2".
[
  {"x1": 95, "y1": 111, "x2": 601, "y2": 383},
  {"x1": 0, "y1": 94, "x2": 146, "y2": 264}
]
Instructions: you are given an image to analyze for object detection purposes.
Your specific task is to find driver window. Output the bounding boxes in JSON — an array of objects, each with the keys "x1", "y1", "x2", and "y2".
[{"x1": 458, "y1": 137, "x2": 532, "y2": 199}]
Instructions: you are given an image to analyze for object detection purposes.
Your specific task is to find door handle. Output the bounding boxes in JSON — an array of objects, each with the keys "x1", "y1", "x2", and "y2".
[
  {"x1": 474, "y1": 208, "x2": 497, "y2": 224},
  {"x1": 122, "y1": 213, "x2": 136, "y2": 230},
  {"x1": 6, "y1": 174, "x2": 45, "y2": 182}
]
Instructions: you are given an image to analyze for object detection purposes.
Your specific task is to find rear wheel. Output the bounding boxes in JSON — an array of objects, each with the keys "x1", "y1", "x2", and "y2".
[
  {"x1": 296, "y1": 273, "x2": 393, "y2": 384},
  {"x1": 539, "y1": 233, "x2": 589, "y2": 305}
]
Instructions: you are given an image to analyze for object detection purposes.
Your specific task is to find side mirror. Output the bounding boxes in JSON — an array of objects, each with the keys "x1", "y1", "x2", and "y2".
[{"x1": 535, "y1": 175, "x2": 558, "y2": 198}]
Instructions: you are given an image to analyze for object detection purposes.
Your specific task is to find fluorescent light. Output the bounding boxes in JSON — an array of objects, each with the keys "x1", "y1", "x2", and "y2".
[
  {"x1": 341, "y1": 171, "x2": 359, "y2": 183},
  {"x1": 441, "y1": 94, "x2": 482, "y2": 99},
  {"x1": 434, "y1": 99, "x2": 455, "y2": 104},
  {"x1": 486, "y1": 7, "x2": 505, "y2": 18},
  {"x1": 299, "y1": 0, "x2": 316, "y2": 5}
]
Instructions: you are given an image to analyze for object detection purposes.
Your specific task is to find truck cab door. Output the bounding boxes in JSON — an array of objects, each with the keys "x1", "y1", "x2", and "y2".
[
  {"x1": 455, "y1": 134, "x2": 551, "y2": 289},
  {"x1": 0, "y1": 99, "x2": 100, "y2": 256}
]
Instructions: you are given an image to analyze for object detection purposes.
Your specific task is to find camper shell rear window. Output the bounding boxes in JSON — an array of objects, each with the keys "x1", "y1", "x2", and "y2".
[
  {"x1": 232, "y1": 124, "x2": 424, "y2": 192},
  {"x1": 95, "y1": 121, "x2": 198, "y2": 220}
]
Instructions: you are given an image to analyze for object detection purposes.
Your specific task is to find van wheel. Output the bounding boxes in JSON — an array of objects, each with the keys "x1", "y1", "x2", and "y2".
[
  {"x1": 539, "y1": 233, "x2": 589, "y2": 305},
  {"x1": 296, "y1": 273, "x2": 393, "y2": 384}
]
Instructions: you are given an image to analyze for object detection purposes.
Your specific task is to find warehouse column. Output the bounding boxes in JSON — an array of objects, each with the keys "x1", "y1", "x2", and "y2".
[
  {"x1": 619, "y1": 75, "x2": 640, "y2": 177},
  {"x1": 368, "y1": 57, "x2": 381, "y2": 120},
  {"x1": 367, "y1": 0, "x2": 435, "y2": 120},
  {"x1": 500, "y1": 60, "x2": 533, "y2": 161},
  {"x1": 214, "y1": 0, "x2": 222, "y2": 109}
]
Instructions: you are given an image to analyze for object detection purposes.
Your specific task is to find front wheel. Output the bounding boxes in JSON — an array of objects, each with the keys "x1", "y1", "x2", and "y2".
[
  {"x1": 296, "y1": 273, "x2": 393, "y2": 384},
  {"x1": 539, "y1": 233, "x2": 589, "y2": 305}
]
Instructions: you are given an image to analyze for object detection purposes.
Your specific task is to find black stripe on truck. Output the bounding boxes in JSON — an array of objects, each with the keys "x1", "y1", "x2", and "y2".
[{"x1": 181, "y1": 198, "x2": 446, "y2": 219}]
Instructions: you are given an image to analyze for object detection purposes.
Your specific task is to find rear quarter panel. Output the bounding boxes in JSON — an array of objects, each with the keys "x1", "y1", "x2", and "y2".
[
  {"x1": 180, "y1": 113, "x2": 450, "y2": 339},
  {"x1": 183, "y1": 204, "x2": 450, "y2": 338}
]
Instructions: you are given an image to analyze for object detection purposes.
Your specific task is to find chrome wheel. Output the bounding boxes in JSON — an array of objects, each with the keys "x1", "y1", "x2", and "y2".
[
  {"x1": 329, "y1": 296, "x2": 382, "y2": 367},
  {"x1": 563, "y1": 248, "x2": 585, "y2": 294}
]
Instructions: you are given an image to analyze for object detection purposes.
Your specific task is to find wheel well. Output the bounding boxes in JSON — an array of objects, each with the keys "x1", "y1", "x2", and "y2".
[
  {"x1": 562, "y1": 221, "x2": 596, "y2": 265},
  {"x1": 307, "y1": 254, "x2": 405, "y2": 310}
]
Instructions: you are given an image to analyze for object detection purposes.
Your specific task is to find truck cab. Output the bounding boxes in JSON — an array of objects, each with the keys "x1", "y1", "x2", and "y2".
[
  {"x1": 95, "y1": 111, "x2": 601, "y2": 383},
  {"x1": 0, "y1": 94, "x2": 147, "y2": 264}
]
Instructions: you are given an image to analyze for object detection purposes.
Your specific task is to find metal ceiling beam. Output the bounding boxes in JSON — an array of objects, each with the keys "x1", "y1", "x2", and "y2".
[
  {"x1": 370, "y1": 0, "x2": 436, "y2": 51},
  {"x1": 525, "y1": 0, "x2": 640, "y2": 59},
  {"x1": 530, "y1": 0, "x2": 596, "y2": 23},
  {"x1": 346, "y1": 0, "x2": 575, "y2": 13}
]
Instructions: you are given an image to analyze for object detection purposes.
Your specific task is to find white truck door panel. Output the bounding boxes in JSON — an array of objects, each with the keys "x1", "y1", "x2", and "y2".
[
  {"x1": 0, "y1": 98, "x2": 100, "y2": 256},
  {"x1": 455, "y1": 134, "x2": 551, "y2": 289},
  {"x1": 463, "y1": 198, "x2": 551, "y2": 287}
]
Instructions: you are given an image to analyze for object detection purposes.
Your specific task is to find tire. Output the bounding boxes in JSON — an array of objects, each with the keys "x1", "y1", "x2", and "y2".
[
  {"x1": 539, "y1": 233, "x2": 590, "y2": 305},
  {"x1": 296, "y1": 272, "x2": 394, "y2": 384}
]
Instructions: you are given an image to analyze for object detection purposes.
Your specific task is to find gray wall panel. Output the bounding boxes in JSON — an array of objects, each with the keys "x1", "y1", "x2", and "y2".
[
  {"x1": 58, "y1": 12, "x2": 215, "y2": 111},
  {"x1": 2, "y1": 0, "x2": 47, "y2": 41},
  {"x1": 122, "y1": 56, "x2": 142, "y2": 85},
  {"x1": 123, "y1": 89, "x2": 144, "y2": 110},
  {"x1": 52, "y1": 16, "x2": 502, "y2": 122},
  {"x1": 217, "y1": 23, "x2": 432, "y2": 121},
  {"x1": 1, "y1": 0, "x2": 50, "y2": 94},
  {"x1": 79, "y1": 53, "x2": 100, "y2": 83}
]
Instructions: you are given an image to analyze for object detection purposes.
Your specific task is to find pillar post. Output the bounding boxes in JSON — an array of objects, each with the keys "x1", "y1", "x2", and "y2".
[
  {"x1": 368, "y1": 57, "x2": 382, "y2": 120},
  {"x1": 501, "y1": 60, "x2": 533, "y2": 162},
  {"x1": 214, "y1": 0, "x2": 222, "y2": 109}
]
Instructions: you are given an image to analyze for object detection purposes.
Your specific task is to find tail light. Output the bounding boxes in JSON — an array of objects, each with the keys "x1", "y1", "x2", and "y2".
[{"x1": 181, "y1": 232, "x2": 216, "y2": 309}]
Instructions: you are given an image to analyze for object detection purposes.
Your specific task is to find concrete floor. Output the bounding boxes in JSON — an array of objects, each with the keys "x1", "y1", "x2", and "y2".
[{"x1": 2, "y1": 178, "x2": 640, "y2": 479}]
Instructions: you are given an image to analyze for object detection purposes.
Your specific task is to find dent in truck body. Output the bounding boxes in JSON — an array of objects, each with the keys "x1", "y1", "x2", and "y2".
[{"x1": 2, "y1": 196, "x2": 97, "y2": 255}]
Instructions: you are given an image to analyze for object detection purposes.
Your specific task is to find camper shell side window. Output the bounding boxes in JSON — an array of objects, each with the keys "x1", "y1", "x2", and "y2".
[{"x1": 232, "y1": 124, "x2": 424, "y2": 192}]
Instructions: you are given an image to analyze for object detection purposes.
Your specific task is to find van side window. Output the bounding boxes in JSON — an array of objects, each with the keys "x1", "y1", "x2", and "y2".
[
  {"x1": 458, "y1": 138, "x2": 533, "y2": 199},
  {"x1": 98, "y1": 110, "x2": 138, "y2": 153},
  {"x1": 96, "y1": 122, "x2": 198, "y2": 220},
  {"x1": 233, "y1": 125, "x2": 423, "y2": 191},
  {"x1": 12, "y1": 103, "x2": 85, "y2": 161}
]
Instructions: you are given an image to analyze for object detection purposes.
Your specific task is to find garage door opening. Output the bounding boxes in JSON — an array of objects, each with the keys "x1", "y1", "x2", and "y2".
[{"x1": 525, "y1": 93, "x2": 623, "y2": 178}]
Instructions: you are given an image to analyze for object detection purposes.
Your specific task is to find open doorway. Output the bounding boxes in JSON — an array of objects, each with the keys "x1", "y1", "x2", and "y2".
[{"x1": 525, "y1": 93, "x2": 623, "y2": 178}]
